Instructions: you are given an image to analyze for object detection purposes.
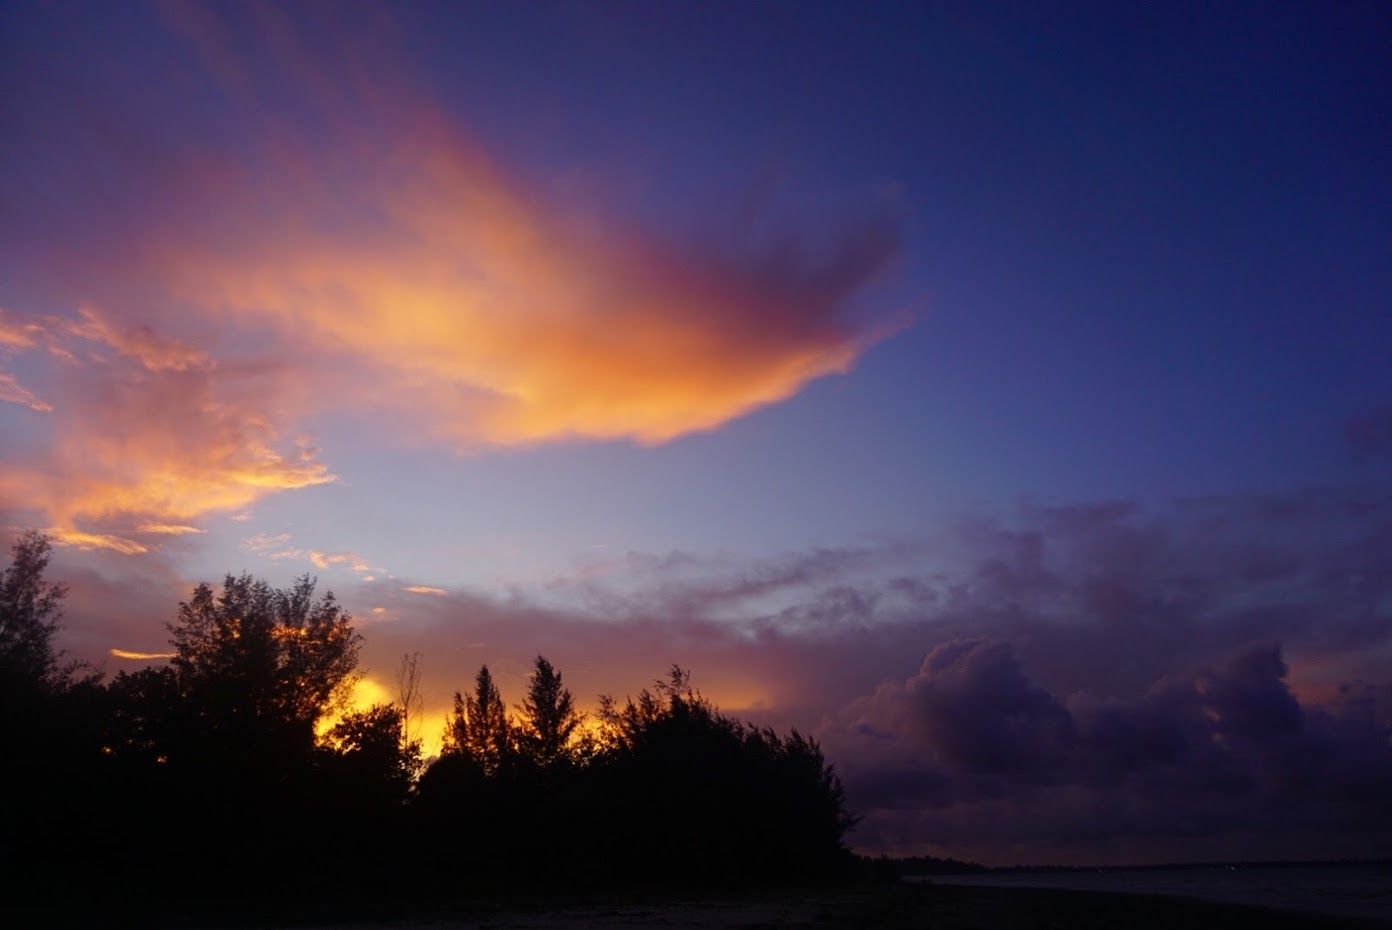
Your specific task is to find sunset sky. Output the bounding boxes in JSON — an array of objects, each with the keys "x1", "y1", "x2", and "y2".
[{"x1": 2, "y1": 2, "x2": 1390, "y2": 865}]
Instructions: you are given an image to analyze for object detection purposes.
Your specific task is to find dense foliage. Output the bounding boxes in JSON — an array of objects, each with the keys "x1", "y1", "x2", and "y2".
[{"x1": 0, "y1": 533, "x2": 855, "y2": 912}]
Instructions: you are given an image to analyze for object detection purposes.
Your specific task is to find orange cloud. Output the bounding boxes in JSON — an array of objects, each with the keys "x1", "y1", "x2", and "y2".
[
  {"x1": 241, "y1": 533, "x2": 379, "y2": 576},
  {"x1": 0, "y1": 309, "x2": 43, "y2": 349},
  {"x1": 0, "y1": 308, "x2": 334, "y2": 553},
  {"x1": 49, "y1": 528, "x2": 149, "y2": 556},
  {"x1": 308, "y1": 549, "x2": 373, "y2": 573},
  {"x1": 135, "y1": 523, "x2": 206, "y2": 536},
  {"x1": 1, "y1": 10, "x2": 903, "y2": 558},
  {"x1": 64, "y1": 305, "x2": 211, "y2": 372},
  {"x1": 160, "y1": 136, "x2": 901, "y2": 447},
  {"x1": 403, "y1": 585, "x2": 447, "y2": 596}
]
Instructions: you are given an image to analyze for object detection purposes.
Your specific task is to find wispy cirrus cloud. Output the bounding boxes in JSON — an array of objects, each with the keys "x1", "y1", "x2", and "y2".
[
  {"x1": 242, "y1": 532, "x2": 377, "y2": 577},
  {"x1": 243, "y1": 532, "x2": 293, "y2": 553},
  {"x1": 135, "y1": 523, "x2": 206, "y2": 536},
  {"x1": 0, "y1": 370, "x2": 51, "y2": 413},
  {"x1": 46, "y1": 528, "x2": 149, "y2": 556}
]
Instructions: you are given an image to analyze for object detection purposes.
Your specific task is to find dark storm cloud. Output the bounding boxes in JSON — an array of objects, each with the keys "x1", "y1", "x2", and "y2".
[{"x1": 821, "y1": 640, "x2": 1392, "y2": 865}]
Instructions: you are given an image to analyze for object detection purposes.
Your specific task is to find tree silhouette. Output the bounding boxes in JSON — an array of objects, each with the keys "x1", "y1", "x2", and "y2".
[
  {"x1": 516, "y1": 655, "x2": 581, "y2": 768},
  {"x1": 442, "y1": 663, "x2": 510, "y2": 774},
  {"x1": 395, "y1": 651, "x2": 424, "y2": 748},
  {"x1": 166, "y1": 573, "x2": 361, "y2": 761},
  {"x1": 0, "y1": 531, "x2": 71, "y2": 691}
]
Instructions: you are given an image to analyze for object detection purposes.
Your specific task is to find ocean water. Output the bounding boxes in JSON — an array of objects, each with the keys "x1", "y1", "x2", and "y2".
[{"x1": 923, "y1": 863, "x2": 1392, "y2": 922}]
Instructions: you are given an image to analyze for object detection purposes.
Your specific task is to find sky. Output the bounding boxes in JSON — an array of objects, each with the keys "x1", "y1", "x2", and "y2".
[{"x1": 2, "y1": 1, "x2": 1391, "y2": 865}]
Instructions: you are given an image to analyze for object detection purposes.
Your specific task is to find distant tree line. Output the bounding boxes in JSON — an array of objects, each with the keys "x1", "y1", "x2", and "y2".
[{"x1": 0, "y1": 533, "x2": 855, "y2": 912}]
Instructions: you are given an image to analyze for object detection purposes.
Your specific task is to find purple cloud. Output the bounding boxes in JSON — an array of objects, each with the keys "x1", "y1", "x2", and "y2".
[{"x1": 822, "y1": 640, "x2": 1392, "y2": 864}]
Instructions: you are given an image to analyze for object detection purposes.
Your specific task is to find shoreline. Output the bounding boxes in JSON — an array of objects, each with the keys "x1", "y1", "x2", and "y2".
[{"x1": 11, "y1": 881, "x2": 1386, "y2": 930}]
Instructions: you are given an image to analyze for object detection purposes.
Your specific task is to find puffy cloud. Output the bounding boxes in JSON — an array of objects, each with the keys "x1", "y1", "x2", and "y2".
[
  {"x1": 820, "y1": 640, "x2": 1392, "y2": 864},
  {"x1": 847, "y1": 640, "x2": 1077, "y2": 782}
]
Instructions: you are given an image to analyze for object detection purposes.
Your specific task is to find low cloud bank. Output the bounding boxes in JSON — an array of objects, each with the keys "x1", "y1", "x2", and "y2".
[{"x1": 823, "y1": 638, "x2": 1392, "y2": 865}]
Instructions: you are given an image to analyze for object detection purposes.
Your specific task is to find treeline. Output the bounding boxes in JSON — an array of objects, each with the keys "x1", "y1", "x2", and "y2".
[{"x1": 0, "y1": 533, "x2": 855, "y2": 912}]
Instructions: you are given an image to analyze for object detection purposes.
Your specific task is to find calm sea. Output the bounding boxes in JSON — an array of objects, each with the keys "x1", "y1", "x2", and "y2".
[{"x1": 922, "y1": 863, "x2": 1392, "y2": 923}]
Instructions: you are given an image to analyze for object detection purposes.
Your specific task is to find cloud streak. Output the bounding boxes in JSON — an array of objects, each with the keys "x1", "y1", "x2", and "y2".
[
  {"x1": 0, "y1": 308, "x2": 334, "y2": 553},
  {"x1": 110, "y1": 648, "x2": 177, "y2": 660},
  {"x1": 0, "y1": 370, "x2": 51, "y2": 413}
]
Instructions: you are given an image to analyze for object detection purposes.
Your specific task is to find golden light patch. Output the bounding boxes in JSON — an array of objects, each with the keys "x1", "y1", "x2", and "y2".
[
  {"x1": 315, "y1": 676, "x2": 395, "y2": 743},
  {"x1": 135, "y1": 523, "x2": 206, "y2": 535},
  {"x1": 109, "y1": 648, "x2": 177, "y2": 660}
]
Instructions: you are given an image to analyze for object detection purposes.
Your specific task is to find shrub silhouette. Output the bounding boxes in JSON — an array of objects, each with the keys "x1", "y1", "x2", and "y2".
[
  {"x1": 590, "y1": 666, "x2": 855, "y2": 879},
  {"x1": 167, "y1": 573, "x2": 361, "y2": 758}
]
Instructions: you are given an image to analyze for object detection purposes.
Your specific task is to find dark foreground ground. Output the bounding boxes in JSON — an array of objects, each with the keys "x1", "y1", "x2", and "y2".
[
  {"x1": 15, "y1": 882, "x2": 1386, "y2": 930},
  {"x1": 292, "y1": 885, "x2": 1387, "y2": 930}
]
